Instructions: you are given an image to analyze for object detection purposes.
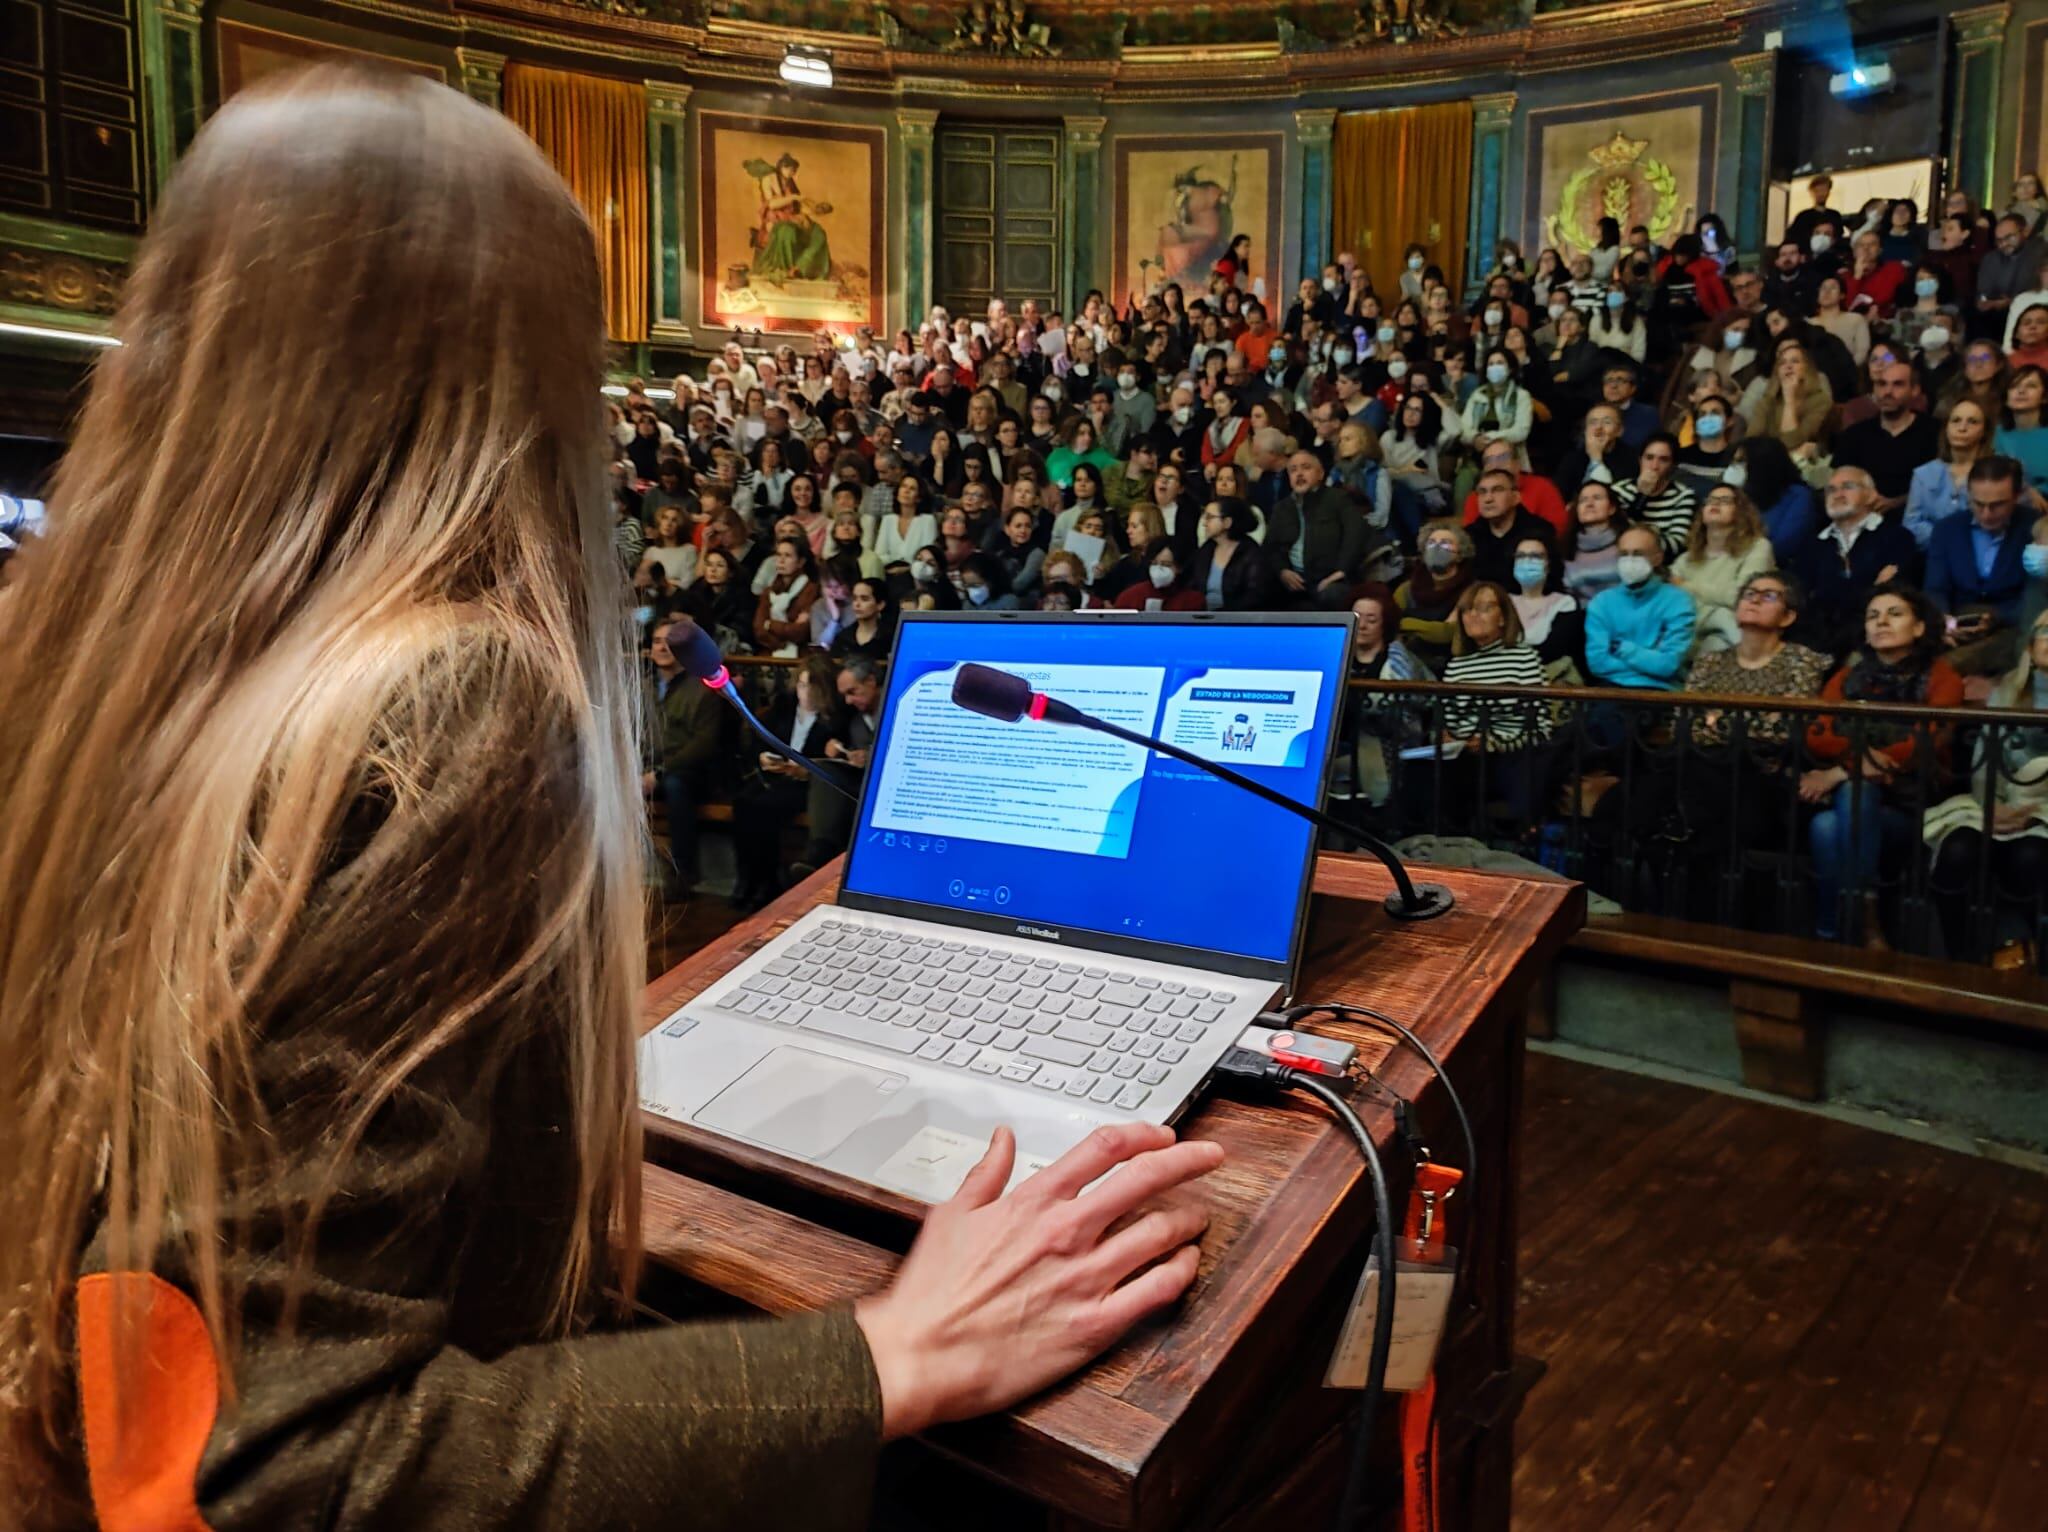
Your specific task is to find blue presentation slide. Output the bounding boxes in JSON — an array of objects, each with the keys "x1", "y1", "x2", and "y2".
[{"x1": 844, "y1": 622, "x2": 1348, "y2": 966}]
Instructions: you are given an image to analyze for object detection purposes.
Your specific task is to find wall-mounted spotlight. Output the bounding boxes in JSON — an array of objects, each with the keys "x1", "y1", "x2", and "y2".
[{"x1": 779, "y1": 45, "x2": 833, "y2": 89}]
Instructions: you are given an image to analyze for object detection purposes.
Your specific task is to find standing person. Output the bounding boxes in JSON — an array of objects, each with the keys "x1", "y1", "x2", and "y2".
[
  {"x1": 730, "y1": 651, "x2": 841, "y2": 911},
  {"x1": 645, "y1": 618, "x2": 729, "y2": 898},
  {"x1": 0, "y1": 66, "x2": 1223, "y2": 1532},
  {"x1": 1267, "y1": 450, "x2": 1368, "y2": 609}
]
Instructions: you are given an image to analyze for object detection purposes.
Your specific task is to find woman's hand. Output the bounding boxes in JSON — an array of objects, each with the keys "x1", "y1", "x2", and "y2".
[
  {"x1": 1799, "y1": 765, "x2": 1849, "y2": 803},
  {"x1": 854, "y1": 1123, "x2": 1221, "y2": 1441}
]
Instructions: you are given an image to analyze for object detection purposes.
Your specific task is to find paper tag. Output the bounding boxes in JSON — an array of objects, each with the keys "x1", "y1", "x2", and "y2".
[{"x1": 1325, "y1": 1247, "x2": 1457, "y2": 1392}]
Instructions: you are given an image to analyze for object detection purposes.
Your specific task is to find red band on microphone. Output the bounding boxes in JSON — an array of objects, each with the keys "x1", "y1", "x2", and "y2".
[
  {"x1": 1027, "y1": 693, "x2": 1050, "y2": 722},
  {"x1": 703, "y1": 665, "x2": 731, "y2": 691}
]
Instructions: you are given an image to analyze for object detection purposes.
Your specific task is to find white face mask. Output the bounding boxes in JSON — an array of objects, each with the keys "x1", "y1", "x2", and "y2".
[
  {"x1": 1616, "y1": 553, "x2": 1655, "y2": 587},
  {"x1": 1722, "y1": 463, "x2": 1748, "y2": 489},
  {"x1": 1333, "y1": 348, "x2": 1355, "y2": 366},
  {"x1": 912, "y1": 560, "x2": 937, "y2": 584},
  {"x1": 1388, "y1": 358, "x2": 1410, "y2": 380},
  {"x1": 1377, "y1": 325, "x2": 1397, "y2": 345},
  {"x1": 1811, "y1": 234, "x2": 1834, "y2": 255},
  {"x1": 1323, "y1": 277, "x2": 1342, "y2": 293},
  {"x1": 1485, "y1": 309, "x2": 1504, "y2": 328},
  {"x1": 835, "y1": 430, "x2": 854, "y2": 442},
  {"x1": 1117, "y1": 372, "x2": 1138, "y2": 393},
  {"x1": 1921, "y1": 325, "x2": 1952, "y2": 352},
  {"x1": 1148, "y1": 564, "x2": 1175, "y2": 589},
  {"x1": 1172, "y1": 404, "x2": 1193, "y2": 426}
]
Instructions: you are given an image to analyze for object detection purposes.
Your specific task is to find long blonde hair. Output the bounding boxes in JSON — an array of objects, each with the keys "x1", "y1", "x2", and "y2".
[{"x1": 0, "y1": 66, "x2": 644, "y2": 1509}]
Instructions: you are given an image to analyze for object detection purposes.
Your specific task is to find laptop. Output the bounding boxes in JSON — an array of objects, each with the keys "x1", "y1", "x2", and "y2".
[{"x1": 638, "y1": 608, "x2": 1354, "y2": 1203}]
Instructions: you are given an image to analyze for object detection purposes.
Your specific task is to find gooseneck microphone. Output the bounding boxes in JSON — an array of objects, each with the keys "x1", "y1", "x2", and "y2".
[
  {"x1": 668, "y1": 620, "x2": 859, "y2": 802},
  {"x1": 950, "y1": 662, "x2": 1453, "y2": 920}
]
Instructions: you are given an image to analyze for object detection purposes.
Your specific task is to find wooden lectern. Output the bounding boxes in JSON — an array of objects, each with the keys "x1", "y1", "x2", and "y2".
[{"x1": 637, "y1": 853, "x2": 1582, "y2": 1530}]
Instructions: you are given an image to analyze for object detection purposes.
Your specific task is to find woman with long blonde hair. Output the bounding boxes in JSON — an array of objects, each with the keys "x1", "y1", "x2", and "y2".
[
  {"x1": 0, "y1": 66, "x2": 1217, "y2": 1529},
  {"x1": 1746, "y1": 338, "x2": 1837, "y2": 458}
]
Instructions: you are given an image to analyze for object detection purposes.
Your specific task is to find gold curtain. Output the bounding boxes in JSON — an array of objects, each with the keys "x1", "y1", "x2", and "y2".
[
  {"x1": 503, "y1": 63, "x2": 648, "y2": 342},
  {"x1": 1331, "y1": 103, "x2": 1474, "y2": 308}
]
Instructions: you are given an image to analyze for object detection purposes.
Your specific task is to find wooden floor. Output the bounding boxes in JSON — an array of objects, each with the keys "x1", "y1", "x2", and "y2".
[
  {"x1": 1513, "y1": 1050, "x2": 2048, "y2": 1532},
  {"x1": 642, "y1": 894, "x2": 2048, "y2": 1532}
]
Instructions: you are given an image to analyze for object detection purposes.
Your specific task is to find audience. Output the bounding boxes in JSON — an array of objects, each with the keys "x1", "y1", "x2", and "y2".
[{"x1": 602, "y1": 184, "x2": 2048, "y2": 967}]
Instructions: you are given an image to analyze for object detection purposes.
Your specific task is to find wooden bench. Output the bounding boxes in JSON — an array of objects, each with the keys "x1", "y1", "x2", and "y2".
[{"x1": 1558, "y1": 913, "x2": 2048, "y2": 1101}]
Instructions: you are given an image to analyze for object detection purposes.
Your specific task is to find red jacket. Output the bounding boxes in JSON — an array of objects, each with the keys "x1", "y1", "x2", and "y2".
[
  {"x1": 1462, "y1": 471, "x2": 1570, "y2": 538},
  {"x1": 1113, "y1": 581, "x2": 1204, "y2": 612},
  {"x1": 1807, "y1": 657, "x2": 1964, "y2": 776},
  {"x1": 1663, "y1": 254, "x2": 1734, "y2": 320},
  {"x1": 1844, "y1": 261, "x2": 1910, "y2": 319}
]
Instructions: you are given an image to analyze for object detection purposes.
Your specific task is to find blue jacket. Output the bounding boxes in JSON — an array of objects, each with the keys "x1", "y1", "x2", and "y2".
[
  {"x1": 1585, "y1": 577, "x2": 1698, "y2": 690},
  {"x1": 1902, "y1": 459, "x2": 1970, "y2": 550},
  {"x1": 1924, "y1": 511, "x2": 2039, "y2": 621},
  {"x1": 1759, "y1": 482, "x2": 1823, "y2": 568}
]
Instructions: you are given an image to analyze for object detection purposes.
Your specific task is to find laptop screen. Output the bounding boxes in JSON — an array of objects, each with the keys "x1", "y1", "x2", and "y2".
[{"x1": 838, "y1": 610, "x2": 1353, "y2": 978}]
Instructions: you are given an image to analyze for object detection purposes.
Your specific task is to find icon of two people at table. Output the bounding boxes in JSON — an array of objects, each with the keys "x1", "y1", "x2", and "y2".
[{"x1": 1219, "y1": 713, "x2": 1257, "y2": 752}]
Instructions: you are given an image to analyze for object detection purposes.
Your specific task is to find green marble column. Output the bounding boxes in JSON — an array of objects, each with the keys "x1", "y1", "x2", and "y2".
[
  {"x1": 457, "y1": 48, "x2": 507, "y2": 110},
  {"x1": 140, "y1": 0, "x2": 204, "y2": 199},
  {"x1": 1731, "y1": 52, "x2": 1777, "y2": 267},
  {"x1": 1295, "y1": 109, "x2": 1336, "y2": 284},
  {"x1": 645, "y1": 80, "x2": 692, "y2": 344},
  {"x1": 1063, "y1": 114, "x2": 1105, "y2": 307},
  {"x1": 1950, "y1": 5, "x2": 2009, "y2": 210},
  {"x1": 896, "y1": 109, "x2": 938, "y2": 331},
  {"x1": 1466, "y1": 93, "x2": 1515, "y2": 296}
]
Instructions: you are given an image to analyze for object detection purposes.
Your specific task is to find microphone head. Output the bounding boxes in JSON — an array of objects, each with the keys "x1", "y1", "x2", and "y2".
[
  {"x1": 951, "y1": 663, "x2": 1032, "y2": 723},
  {"x1": 662, "y1": 618, "x2": 728, "y2": 686}
]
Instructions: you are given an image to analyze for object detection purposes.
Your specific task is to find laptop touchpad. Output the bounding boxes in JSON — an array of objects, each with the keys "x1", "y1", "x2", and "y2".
[{"x1": 694, "y1": 1047, "x2": 907, "y2": 1162}]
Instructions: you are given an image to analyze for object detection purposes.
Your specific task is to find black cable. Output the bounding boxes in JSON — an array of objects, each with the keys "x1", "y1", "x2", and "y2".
[
  {"x1": 1073, "y1": 713, "x2": 1455, "y2": 921},
  {"x1": 712, "y1": 678, "x2": 862, "y2": 802},
  {"x1": 1266, "y1": 1001, "x2": 1478, "y2": 1234},
  {"x1": 1215, "y1": 1049, "x2": 1395, "y2": 1532}
]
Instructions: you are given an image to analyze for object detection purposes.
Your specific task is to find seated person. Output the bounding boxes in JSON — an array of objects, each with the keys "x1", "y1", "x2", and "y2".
[
  {"x1": 1508, "y1": 535, "x2": 1584, "y2": 677},
  {"x1": 1728, "y1": 435, "x2": 1823, "y2": 567},
  {"x1": 644, "y1": 617, "x2": 731, "y2": 899},
  {"x1": 1924, "y1": 455, "x2": 2041, "y2": 675},
  {"x1": 1561, "y1": 480, "x2": 1630, "y2": 604},
  {"x1": 1424, "y1": 581, "x2": 1553, "y2": 826},
  {"x1": 1468, "y1": 467, "x2": 1559, "y2": 591},
  {"x1": 1613, "y1": 433, "x2": 1698, "y2": 559},
  {"x1": 1396, "y1": 518, "x2": 1476, "y2": 668},
  {"x1": 1793, "y1": 466, "x2": 1923, "y2": 657},
  {"x1": 1584, "y1": 525, "x2": 1698, "y2": 690},
  {"x1": 1268, "y1": 450, "x2": 1369, "y2": 609},
  {"x1": 792, "y1": 657, "x2": 884, "y2": 878},
  {"x1": 753, "y1": 535, "x2": 821, "y2": 657},
  {"x1": 1186, "y1": 496, "x2": 1275, "y2": 610},
  {"x1": 731, "y1": 652, "x2": 841, "y2": 911},
  {"x1": 1904, "y1": 396, "x2": 1995, "y2": 549},
  {"x1": 1669, "y1": 484, "x2": 1778, "y2": 652},
  {"x1": 1832, "y1": 357, "x2": 1941, "y2": 515},
  {"x1": 1112, "y1": 539, "x2": 1205, "y2": 611},
  {"x1": 1459, "y1": 437, "x2": 1569, "y2": 537},
  {"x1": 1801, "y1": 584, "x2": 1965, "y2": 942},
  {"x1": 1922, "y1": 606, "x2": 2048, "y2": 965},
  {"x1": 1553, "y1": 403, "x2": 1641, "y2": 492}
]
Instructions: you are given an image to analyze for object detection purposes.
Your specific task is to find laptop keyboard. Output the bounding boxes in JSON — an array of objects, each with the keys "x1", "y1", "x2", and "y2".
[{"x1": 704, "y1": 919, "x2": 1242, "y2": 1109}]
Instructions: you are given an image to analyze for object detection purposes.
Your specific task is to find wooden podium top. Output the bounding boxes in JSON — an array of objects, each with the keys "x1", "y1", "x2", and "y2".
[{"x1": 637, "y1": 853, "x2": 1583, "y2": 1531}]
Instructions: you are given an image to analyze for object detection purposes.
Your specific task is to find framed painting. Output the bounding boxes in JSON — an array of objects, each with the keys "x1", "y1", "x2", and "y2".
[
  {"x1": 1112, "y1": 133, "x2": 1284, "y2": 307},
  {"x1": 697, "y1": 112, "x2": 886, "y2": 336},
  {"x1": 1523, "y1": 88, "x2": 1720, "y2": 260},
  {"x1": 216, "y1": 20, "x2": 445, "y2": 100}
]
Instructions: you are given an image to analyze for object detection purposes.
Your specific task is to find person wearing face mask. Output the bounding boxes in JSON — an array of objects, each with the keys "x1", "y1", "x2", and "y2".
[
  {"x1": 1110, "y1": 361, "x2": 1158, "y2": 443},
  {"x1": 905, "y1": 542, "x2": 962, "y2": 610},
  {"x1": 1589, "y1": 284, "x2": 1648, "y2": 363},
  {"x1": 957, "y1": 551, "x2": 1021, "y2": 610},
  {"x1": 1583, "y1": 525, "x2": 1698, "y2": 690},
  {"x1": 1462, "y1": 349, "x2": 1533, "y2": 469},
  {"x1": 1395, "y1": 518, "x2": 1476, "y2": 666},
  {"x1": 1507, "y1": 537, "x2": 1583, "y2": 673},
  {"x1": 1111, "y1": 539, "x2": 1204, "y2": 612},
  {"x1": 1400, "y1": 245, "x2": 1432, "y2": 303},
  {"x1": 1893, "y1": 267, "x2": 1958, "y2": 356},
  {"x1": 1787, "y1": 174, "x2": 1841, "y2": 250}
]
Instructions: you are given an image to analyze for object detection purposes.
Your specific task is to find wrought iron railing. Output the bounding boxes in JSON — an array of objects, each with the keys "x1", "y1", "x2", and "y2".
[{"x1": 712, "y1": 656, "x2": 2048, "y2": 970}]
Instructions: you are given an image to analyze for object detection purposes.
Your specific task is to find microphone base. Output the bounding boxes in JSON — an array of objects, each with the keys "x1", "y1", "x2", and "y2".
[{"x1": 1383, "y1": 882, "x2": 1457, "y2": 921}]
